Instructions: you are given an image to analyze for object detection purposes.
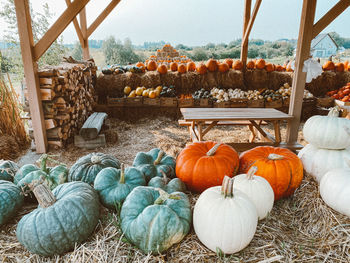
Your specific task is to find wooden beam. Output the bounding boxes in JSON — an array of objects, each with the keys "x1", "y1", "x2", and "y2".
[
  {"x1": 14, "y1": 0, "x2": 47, "y2": 153},
  {"x1": 286, "y1": 0, "x2": 317, "y2": 144},
  {"x1": 241, "y1": 0, "x2": 262, "y2": 48},
  {"x1": 33, "y1": 0, "x2": 90, "y2": 61},
  {"x1": 79, "y1": 7, "x2": 90, "y2": 59},
  {"x1": 240, "y1": 0, "x2": 252, "y2": 67},
  {"x1": 313, "y1": 0, "x2": 350, "y2": 38},
  {"x1": 65, "y1": 0, "x2": 84, "y2": 46},
  {"x1": 87, "y1": 0, "x2": 121, "y2": 38}
]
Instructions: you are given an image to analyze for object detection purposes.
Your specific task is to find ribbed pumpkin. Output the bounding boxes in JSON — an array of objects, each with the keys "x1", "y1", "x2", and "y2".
[
  {"x1": 246, "y1": 60, "x2": 255, "y2": 69},
  {"x1": 255, "y1": 59, "x2": 266, "y2": 69},
  {"x1": 335, "y1": 62, "x2": 345, "y2": 72},
  {"x1": 176, "y1": 141, "x2": 239, "y2": 193},
  {"x1": 265, "y1": 63, "x2": 275, "y2": 72},
  {"x1": 16, "y1": 182, "x2": 100, "y2": 256},
  {"x1": 224, "y1": 58, "x2": 234, "y2": 68},
  {"x1": 275, "y1": 64, "x2": 284, "y2": 71},
  {"x1": 323, "y1": 61, "x2": 335, "y2": 71},
  {"x1": 218, "y1": 62, "x2": 229, "y2": 73},
  {"x1": 239, "y1": 146, "x2": 303, "y2": 200},
  {"x1": 157, "y1": 64, "x2": 168, "y2": 74},
  {"x1": 0, "y1": 160, "x2": 18, "y2": 182},
  {"x1": 187, "y1": 61, "x2": 196, "y2": 72},
  {"x1": 178, "y1": 63, "x2": 187, "y2": 74},
  {"x1": 233, "y1": 60, "x2": 243, "y2": 70},
  {"x1": 196, "y1": 63, "x2": 207, "y2": 75},
  {"x1": 206, "y1": 59, "x2": 218, "y2": 72},
  {"x1": 147, "y1": 60, "x2": 157, "y2": 71},
  {"x1": 68, "y1": 153, "x2": 121, "y2": 185},
  {"x1": 136, "y1": 62, "x2": 146, "y2": 72},
  {"x1": 148, "y1": 171, "x2": 186, "y2": 193},
  {"x1": 170, "y1": 62, "x2": 178, "y2": 72},
  {"x1": 0, "y1": 180, "x2": 23, "y2": 225}
]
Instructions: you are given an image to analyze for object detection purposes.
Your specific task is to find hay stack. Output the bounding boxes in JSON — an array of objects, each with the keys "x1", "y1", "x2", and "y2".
[
  {"x1": 268, "y1": 71, "x2": 292, "y2": 90},
  {"x1": 218, "y1": 69, "x2": 244, "y2": 89},
  {"x1": 244, "y1": 69, "x2": 268, "y2": 90},
  {"x1": 140, "y1": 71, "x2": 161, "y2": 89}
]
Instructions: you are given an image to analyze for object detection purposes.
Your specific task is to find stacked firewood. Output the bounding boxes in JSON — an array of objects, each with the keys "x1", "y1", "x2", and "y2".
[{"x1": 25, "y1": 59, "x2": 97, "y2": 149}]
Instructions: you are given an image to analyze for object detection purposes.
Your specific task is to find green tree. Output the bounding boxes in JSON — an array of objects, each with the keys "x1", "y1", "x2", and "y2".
[
  {"x1": 102, "y1": 36, "x2": 140, "y2": 65},
  {"x1": 71, "y1": 42, "x2": 83, "y2": 60},
  {"x1": 329, "y1": 32, "x2": 345, "y2": 47},
  {"x1": 189, "y1": 48, "x2": 208, "y2": 61}
]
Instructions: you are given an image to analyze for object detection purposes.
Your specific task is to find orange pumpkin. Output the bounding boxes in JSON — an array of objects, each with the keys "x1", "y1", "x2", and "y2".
[
  {"x1": 178, "y1": 63, "x2": 187, "y2": 74},
  {"x1": 323, "y1": 61, "x2": 335, "y2": 71},
  {"x1": 335, "y1": 62, "x2": 345, "y2": 72},
  {"x1": 239, "y1": 146, "x2": 303, "y2": 200},
  {"x1": 255, "y1": 59, "x2": 266, "y2": 69},
  {"x1": 265, "y1": 63, "x2": 275, "y2": 72},
  {"x1": 147, "y1": 60, "x2": 157, "y2": 71},
  {"x1": 170, "y1": 62, "x2": 178, "y2": 72},
  {"x1": 206, "y1": 59, "x2": 218, "y2": 72},
  {"x1": 218, "y1": 62, "x2": 229, "y2": 73},
  {"x1": 275, "y1": 65, "x2": 284, "y2": 72},
  {"x1": 187, "y1": 61, "x2": 196, "y2": 72},
  {"x1": 344, "y1": 61, "x2": 349, "y2": 71},
  {"x1": 233, "y1": 60, "x2": 243, "y2": 70},
  {"x1": 196, "y1": 63, "x2": 207, "y2": 75},
  {"x1": 136, "y1": 62, "x2": 145, "y2": 72},
  {"x1": 176, "y1": 141, "x2": 239, "y2": 193},
  {"x1": 246, "y1": 60, "x2": 255, "y2": 69},
  {"x1": 157, "y1": 64, "x2": 168, "y2": 74},
  {"x1": 224, "y1": 58, "x2": 234, "y2": 68}
]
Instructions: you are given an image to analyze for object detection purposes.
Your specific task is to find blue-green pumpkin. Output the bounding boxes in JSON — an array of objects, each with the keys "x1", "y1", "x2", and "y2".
[
  {"x1": 0, "y1": 180, "x2": 24, "y2": 225},
  {"x1": 94, "y1": 164, "x2": 146, "y2": 209},
  {"x1": 121, "y1": 186, "x2": 191, "y2": 254},
  {"x1": 132, "y1": 148, "x2": 175, "y2": 182},
  {"x1": 68, "y1": 153, "x2": 120, "y2": 185},
  {"x1": 148, "y1": 172, "x2": 186, "y2": 193},
  {"x1": 16, "y1": 181, "x2": 100, "y2": 256},
  {"x1": 0, "y1": 160, "x2": 19, "y2": 182}
]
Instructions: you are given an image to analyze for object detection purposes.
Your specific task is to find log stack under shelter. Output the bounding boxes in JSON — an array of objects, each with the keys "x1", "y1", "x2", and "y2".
[{"x1": 25, "y1": 60, "x2": 97, "y2": 149}]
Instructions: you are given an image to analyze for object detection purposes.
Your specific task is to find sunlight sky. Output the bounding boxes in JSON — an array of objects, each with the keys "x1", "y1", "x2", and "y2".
[{"x1": 1, "y1": 0, "x2": 350, "y2": 45}]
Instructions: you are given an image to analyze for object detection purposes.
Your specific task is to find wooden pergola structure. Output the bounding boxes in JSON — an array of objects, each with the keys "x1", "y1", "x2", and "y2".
[{"x1": 14, "y1": 0, "x2": 350, "y2": 153}]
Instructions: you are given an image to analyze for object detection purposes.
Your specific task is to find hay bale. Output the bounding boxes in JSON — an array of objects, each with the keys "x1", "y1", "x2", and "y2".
[
  {"x1": 125, "y1": 72, "x2": 142, "y2": 89},
  {"x1": 140, "y1": 71, "x2": 161, "y2": 88},
  {"x1": 306, "y1": 71, "x2": 337, "y2": 97},
  {"x1": 96, "y1": 73, "x2": 126, "y2": 101},
  {"x1": 218, "y1": 69, "x2": 244, "y2": 89},
  {"x1": 268, "y1": 71, "x2": 292, "y2": 90},
  {"x1": 0, "y1": 135, "x2": 21, "y2": 160},
  {"x1": 160, "y1": 71, "x2": 181, "y2": 89},
  {"x1": 244, "y1": 69, "x2": 268, "y2": 90},
  {"x1": 180, "y1": 71, "x2": 201, "y2": 94}
]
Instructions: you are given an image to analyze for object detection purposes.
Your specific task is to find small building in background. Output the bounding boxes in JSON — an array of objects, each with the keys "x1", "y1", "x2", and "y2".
[{"x1": 310, "y1": 33, "x2": 338, "y2": 58}]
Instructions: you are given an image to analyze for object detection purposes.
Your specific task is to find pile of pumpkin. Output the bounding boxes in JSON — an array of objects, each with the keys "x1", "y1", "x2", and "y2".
[
  {"x1": 326, "y1": 82, "x2": 350, "y2": 102},
  {"x1": 322, "y1": 60, "x2": 349, "y2": 72},
  {"x1": 1, "y1": 142, "x2": 307, "y2": 257},
  {"x1": 123, "y1": 85, "x2": 163, "y2": 99}
]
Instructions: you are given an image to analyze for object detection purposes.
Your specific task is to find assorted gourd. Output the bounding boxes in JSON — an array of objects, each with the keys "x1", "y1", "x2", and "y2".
[
  {"x1": 124, "y1": 85, "x2": 163, "y2": 99},
  {"x1": 327, "y1": 82, "x2": 350, "y2": 102}
]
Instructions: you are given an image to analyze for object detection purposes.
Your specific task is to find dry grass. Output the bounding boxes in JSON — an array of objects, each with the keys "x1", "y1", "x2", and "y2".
[{"x1": 1, "y1": 117, "x2": 349, "y2": 262}]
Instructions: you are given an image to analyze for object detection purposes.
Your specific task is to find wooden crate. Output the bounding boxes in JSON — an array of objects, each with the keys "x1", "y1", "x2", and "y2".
[
  {"x1": 214, "y1": 101, "x2": 231, "y2": 108},
  {"x1": 265, "y1": 99, "x2": 283, "y2": 108},
  {"x1": 247, "y1": 99, "x2": 265, "y2": 108},
  {"x1": 160, "y1": 97, "x2": 178, "y2": 107},
  {"x1": 125, "y1": 97, "x2": 143, "y2": 107},
  {"x1": 143, "y1": 98, "x2": 160, "y2": 106},
  {"x1": 178, "y1": 98, "x2": 194, "y2": 107},
  {"x1": 107, "y1": 96, "x2": 124, "y2": 106},
  {"x1": 230, "y1": 98, "x2": 248, "y2": 108},
  {"x1": 194, "y1": 98, "x2": 212, "y2": 107},
  {"x1": 283, "y1": 97, "x2": 290, "y2": 107},
  {"x1": 303, "y1": 97, "x2": 316, "y2": 106}
]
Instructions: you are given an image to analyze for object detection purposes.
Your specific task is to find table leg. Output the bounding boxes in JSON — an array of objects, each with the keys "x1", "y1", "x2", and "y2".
[
  {"x1": 248, "y1": 124, "x2": 256, "y2": 143},
  {"x1": 250, "y1": 120, "x2": 275, "y2": 143},
  {"x1": 273, "y1": 121, "x2": 281, "y2": 143},
  {"x1": 198, "y1": 121, "x2": 203, "y2": 141},
  {"x1": 190, "y1": 121, "x2": 199, "y2": 142}
]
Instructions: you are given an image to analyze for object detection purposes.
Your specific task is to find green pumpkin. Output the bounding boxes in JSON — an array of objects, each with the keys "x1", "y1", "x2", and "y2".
[
  {"x1": 133, "y1": 148, "x2": 175, "y2": 182},
  {"x1": 68, "y1": 152, "x2": 120, "y2": 185},
  {"x1": 148, "y1": 172, "x2": 186, "y2": 193},
  {"x1": 0, "y1": 180, "x2": 24, "y2": 225},
  {"x1": 121, "y1": 186, "x2": 191, "y2": 254},
  {"x1": 0, "y1": 160, "x2": 19, "y2": 182},
  {"x1": 14, "y1": 164, "x2": 39, "y2": 184},
  {"x1": 16, "y1": 181, "x2": 100, "y2": 256}
]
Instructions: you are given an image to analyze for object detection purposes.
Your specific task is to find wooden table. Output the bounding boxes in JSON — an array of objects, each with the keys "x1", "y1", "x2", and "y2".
[{"x1": 180, "y1": 108, "x2": 297, "y2": 151}]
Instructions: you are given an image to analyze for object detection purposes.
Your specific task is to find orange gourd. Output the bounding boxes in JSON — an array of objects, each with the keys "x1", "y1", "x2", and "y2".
[
  {"x1": 265, "y1": 63, "x2": 275, "y2": 72},
  {"x1": 206, "y1": 59, "x2": 218, "y2": 72},
  {"x1": 323, "y1": 61, "x2": 335, "y2": 71},
  {"x1": 176, "y1": 141, "x2": 239, "y2": 193},
  {"x1": 136, "y1": 62, "x2": 145, "y2": 72},
  {"x1": 275, "y1": 65, "x2": 284, "y2": 72},
  {"x1": 255, "y1": 59, "x2": 266, "y2": 69},
  {"x1": 147, "y1": 60, "x2": 157, "y2": 71},
  {"x1": 335, "y1": 62, "x2": 345, "y2": 72},
  {"x1": 239, "y1": 146, "x2": 303, "y2": 200},
  {"x1": 170, "y1": 62, "x2": 178, "y2": 72},
  {"x1": 178, "y1": 64, "x2": 187, "y2": 74},
  {"x1": 344, "y1": 61, "x2": 349, "y2": 71},
  {"x1": 157, "y1": 64, "x2": 168, "y2": 74},
  {"x1": 224, "y1": 58, "x2": 234, "y2": 68},
  {"x1": 233, "y1": 60, "x2": 243, "y2": 70},
  {"x1": 187, "y1": 62, "x2": 196, "y2": 72},
  {"x1": 196, "y1": 63, "x2": 207, "y2": 75},
  {"x1": 246, "y1": 60, "x2": 255, "y2": 69},
  {"x1": 218, "y1": 62, "x2": 229, "y2": 73}
]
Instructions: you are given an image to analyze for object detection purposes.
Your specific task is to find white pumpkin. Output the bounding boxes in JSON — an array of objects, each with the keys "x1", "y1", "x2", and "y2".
[
  {"x1": 320, "y1": 166, "x2": 350, "y2": 217},
  {"x1": 193, "y1": 176, "x2": 258, "y2": 254},
  {"x1": 298, "y1": 144, "x2": 350, "y2": 182},
  {"x1": 234, "y1": 166, "x2": 274, "y2": 220},
  {"x1": 303, "y1": 107, "x2": 350, "y2": 150}
]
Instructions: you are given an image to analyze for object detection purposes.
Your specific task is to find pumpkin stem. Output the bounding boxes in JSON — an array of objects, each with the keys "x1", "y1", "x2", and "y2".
[
  {"x1": 154, "y1": 188, "x2": 180, "y2": 205},
  {"x1": 154, "y1": 150, "x2": 165, "y2": 165},
  {"x1": 247, "y1": 166, "x2": 258, "y2": 180},
  {"x1": 30, "y1": 181, "x2": 56, "y2": 208},
  {"x1": 268, "y1": 154, "x2": 284, "y2": 160},
  {"x1": 119, "y1": 163, "x2": 125, "y2": 184},
  {"x1": 328, "y1": 107, "x2": 340, "y2": 117},
  {"x1": 221, "y1": 176, "x2": 234, "y2": 198},
  {"x1": 91, "y1": 154, "x2": 101, "y2": 164},
  {"x1": 160, "y1": 170, "x2": 169, "y2": 184},
  {"x1": 207, "y1": 142, "x2": 222, "y2": 156}
]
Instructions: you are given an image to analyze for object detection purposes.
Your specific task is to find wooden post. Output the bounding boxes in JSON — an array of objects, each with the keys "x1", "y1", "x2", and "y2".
[
  {"x1": 286, "y1": 0, "x2": 317, "y2": 144},
  {"x1": 80, "y1": 7, "x2": 90, "y2": 60},
  {"x1": 14, "y1": 0, "x2": 47, "y2": 153},
  {"x1": 240, "y1": 0, "x2": 251, "y2": 68}
]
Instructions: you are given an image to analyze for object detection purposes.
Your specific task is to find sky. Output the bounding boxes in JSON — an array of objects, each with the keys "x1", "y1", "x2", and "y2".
[{"x1": 1, "y1": 0, "x2": 350, "y2": 46}]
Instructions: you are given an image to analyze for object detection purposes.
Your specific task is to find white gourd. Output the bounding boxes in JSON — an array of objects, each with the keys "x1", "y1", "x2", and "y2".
[
  {"x1": 234, "y1": 166, "x2": 274, "y2": 220},
  {"x1": 320, "y1": 164, "x2": 350, "y2": 217},
  {"x1": 193, "y1": 176, "x2": 258, "y2": 254},
  {"x1": 298, "y1": 144, "x2": 350, "y2": 182},
  {"x1": 303, "y1": 107, "x2": 350, "y2": 150}
]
